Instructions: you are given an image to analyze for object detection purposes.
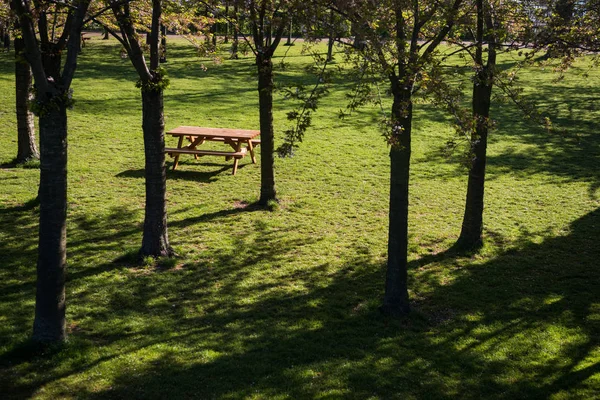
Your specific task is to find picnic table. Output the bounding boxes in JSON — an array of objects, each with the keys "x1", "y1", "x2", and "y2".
[{"x1": 165, "y1": 126, "x2": 261, "y2": 175}]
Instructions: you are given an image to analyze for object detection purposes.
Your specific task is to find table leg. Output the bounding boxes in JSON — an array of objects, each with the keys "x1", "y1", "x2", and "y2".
[
  {"x1": 172, "y1": 136, "x2": 184, "y2": 171},
  {"x1": 231, "y1": 140, "x2": 243, "y2": 175},
  {"x1": 224, "y1": 139, "x2": 237, "y2": 161},
  {"x1": 247, "y1": 140, "x2": 257, "y2": 164}
]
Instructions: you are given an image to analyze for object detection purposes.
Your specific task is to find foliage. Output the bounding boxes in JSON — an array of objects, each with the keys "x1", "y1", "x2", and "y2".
[
  {"x1": 277, "y1": 47, "x2": 331, "y2": 156},
  {"x1": 135, "y1": 66, "x2": 170, "y2": 92}
]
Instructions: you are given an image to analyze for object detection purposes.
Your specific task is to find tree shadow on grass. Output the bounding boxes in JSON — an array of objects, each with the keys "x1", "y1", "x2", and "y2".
[
  {"x1": 115, "y1": 164, "x2": 232, "y2": 184},
  {"x1": 2, "y1": 208, "x2": 596, "y2": 399},
  {"x1": 418, "y1": 80, "x2": 600, "y2": 200}
]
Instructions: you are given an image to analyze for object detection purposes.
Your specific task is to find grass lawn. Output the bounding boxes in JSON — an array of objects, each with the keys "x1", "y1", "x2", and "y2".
[{"x1": 0, "y1": 35, "x2": 599, "y2": 399}]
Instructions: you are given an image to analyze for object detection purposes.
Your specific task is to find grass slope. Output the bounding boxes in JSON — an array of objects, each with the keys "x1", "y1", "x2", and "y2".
[{"x1": 0, "y1": 37, "x2": 598, "y2": 399}]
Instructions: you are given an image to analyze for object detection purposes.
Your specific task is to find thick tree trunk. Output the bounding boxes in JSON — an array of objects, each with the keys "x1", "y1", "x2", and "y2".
[
  {"x1": 456, "y1": 0, "x2": 495, "y2": 252},
  {"x1": 14, "y1": 34, "x2": 38, "y2": 163},
  {"x1": 256, "y1": 54, "x2": 277, "y2": 205},
  {"x1": 33, "y1": 106, "x2": 68, "y2": 343},
  {"x1": 456, "y1": 68, "x2": 493, "y2": 251},
  {"x1": 381, "y1": 87, "x2": 412, "y2": 317},
  {"x1": 140, "y1": 89, "x2": 173, "y2": 258}
]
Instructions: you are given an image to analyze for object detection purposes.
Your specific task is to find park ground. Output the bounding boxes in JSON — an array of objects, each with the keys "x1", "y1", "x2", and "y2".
[{"x1": 0, "y1": 36, "x2": 599, "y2": 399}]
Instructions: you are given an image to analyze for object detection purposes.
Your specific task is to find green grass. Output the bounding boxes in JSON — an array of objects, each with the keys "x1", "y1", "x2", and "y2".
[{"x1": 0, "y1": 36, "x2": 599, "y2": 399}]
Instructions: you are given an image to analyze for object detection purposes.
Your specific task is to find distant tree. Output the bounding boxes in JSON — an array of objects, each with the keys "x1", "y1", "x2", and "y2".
[
  {"x1": 11, "y1": 0, "x2": 91, "y2": 343},
  {"x1": 204, "y1": 0, "x2": 314, "y2": 205},
  {"x1": 14, "y1": 18, "x2": 39, "y2": 164},
  {"x1": 0, "y1": 3, "x2": 37, "y2": 164},
  {"x1": 230, "y1": 0, "x2": 240, "y2": 58}
]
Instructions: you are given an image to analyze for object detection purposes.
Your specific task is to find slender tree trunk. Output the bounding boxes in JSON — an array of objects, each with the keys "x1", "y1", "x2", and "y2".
[
  {"x1": 327, "y1": 10, "x2": 334, "y2": 61},
  {"x1": 160, "y1": 24, "x2": 167, "y2": 63},
  {"x1": 231, "y1": 2, "x2": 239, "y2": 59},
  {"x1": 140, "y1": 89, "x2": 173, "y2": 258},
  {"x1": 14, "y1": 33, "x2": 38, "y2": 163},
  {"x1": 103, "y1": 27, "x2": 109, "y2": 40},
  {"x1": 381, "y1": 85, "x2": 412, "y2": 317},
  {"x1": 224, "y1": 2, "x2": 230, "y2": 43},
  {"x1": 256, "y1": 53, "x2": 277, "y2": 205},
  {"x1": 33, "y1": 105, "x2": 68, "y2": 343},
  {"x1": 284, "y1": 19, "x2": 293, "y2": 46}
]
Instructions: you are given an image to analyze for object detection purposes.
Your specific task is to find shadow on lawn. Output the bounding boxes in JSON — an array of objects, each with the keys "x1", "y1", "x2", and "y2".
[
  {"x1": 420, "y1": 79, "x2": 600, "y2": 198},
  {"x1": 3, "y1": 208, "x2": 597, "y2": 399},
  {"x1": 115, "y1": 161, "x2": 249, "y2": 183},
  {"x1": 82, "y1": 208, "x2": 598, "y2": 399}
]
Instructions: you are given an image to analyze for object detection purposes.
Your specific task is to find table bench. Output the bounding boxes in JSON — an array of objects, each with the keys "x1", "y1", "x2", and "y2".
[{"x1": 165, "y1": 126, "x2": 260, "y2": 175}]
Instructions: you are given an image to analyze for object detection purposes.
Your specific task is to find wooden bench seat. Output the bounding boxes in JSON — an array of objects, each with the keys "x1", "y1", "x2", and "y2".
[
  {"x1": 165, "y1": 147, "x2": 247, "y2": 158},
  {"x1": 165, "y1": 147, "x2": 247, "y2": 174}
]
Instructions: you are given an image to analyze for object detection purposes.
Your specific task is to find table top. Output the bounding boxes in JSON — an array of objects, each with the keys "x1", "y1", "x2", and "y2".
[{"x1": 167, "y1": 126, "x2": 260, "y2": 139}]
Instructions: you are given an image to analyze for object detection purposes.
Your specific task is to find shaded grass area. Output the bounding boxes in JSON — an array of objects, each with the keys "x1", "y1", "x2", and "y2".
[{"x1": 0, "y1": 37, "x2": 598, "y2": 399}]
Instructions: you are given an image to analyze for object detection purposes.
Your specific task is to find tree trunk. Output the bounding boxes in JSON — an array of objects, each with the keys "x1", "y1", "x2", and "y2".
[
  {"x1": 224, "y1": 2, "x2": 230, "y2": 44},
  {"x1": 455, "y1": 0, "x2": 495, "y2": 252},
  {"x1": 14, "y1": 34, "x2": 38, "y2": 163},
  {"x1": 140, "y1": 89, "x2": 173, "y2": 258},
  {"x1": 33, "y1": 105, "x2": 68, "y2": 343},
  {"x1": 231, "y1": 2, "x2": 239, "y2": 59},
  {"x1": 327, "y1": 10, "x2": 334, "y2": 61},
  {"x1": 256, "y1": 53, "x2": 277, "y2": 205},
  {"x1": 456, "y1": 63, "x2": 494, "y2": 251},
  {"x1": 160, "y1": 24, "x2": 167, "y2": 63},
  {"x1": 381, "y1": 86, "x2": 412, "y2": 317},
  {"x1": 351, "y1": 22, "x2": 365, "y2": 50}
]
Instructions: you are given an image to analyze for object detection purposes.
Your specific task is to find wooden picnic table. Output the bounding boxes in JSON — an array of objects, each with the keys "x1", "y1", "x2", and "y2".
[{"x1": 165, "y1": 126, "x2": 261, "y2": 175}]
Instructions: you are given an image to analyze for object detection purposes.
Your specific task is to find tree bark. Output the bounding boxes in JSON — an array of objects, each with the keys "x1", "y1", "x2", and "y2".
[
  {"x1": 33, "y1": 105, "x2": 68, "y2": 343},
  {"x1": 326, "y1": 10, "x2": 334, "y2": 61},
  {"x1": 256, "y1": 53, "x2": 277, "y2": 205},
  {"x1": 381, "y1": 85, "x2": 412, "y2": 317},
  {"x1": 14, "y1": 33, "x2": 38, "y2": 163},
  {"x1": 231, "y1": 2, "x2": 239, "y2": 59},
  {"x1": 160, "y1": 24, "x2": 167, "y2": 63},
  {"x1": 456, "y1": 69, "x2": 492, "y2": 250},
  {"x1": 224, "y1": 2, "x2": 230, "y2": 44},
  {"x1": 455, "y1": 0, "x2": 495, "y2": 251},
  {"x1": 140, "y1": 89, "x2": 173, "y2": 258}
]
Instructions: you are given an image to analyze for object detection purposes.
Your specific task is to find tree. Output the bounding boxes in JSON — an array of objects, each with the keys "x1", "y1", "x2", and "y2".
[
  {"x1": 11, "y1": 0, "x2": 91, "y2": 343},
  {"x1": 14, "y1": 18, "x2": 39, "y2": 164},
  {"x1": 248, "y1": 1, "x2": 288, "y2": 205},
  {"x1": 449, "y1": 0, "x2": 499, "y2": 250},
  {"x1": 442, "y1": 0, "x2": 544, "y2": 250},
  {"x1": 106, "y1": 0, "x2": 174, "y2": 258},
  {"x1": 334, "y1": 0, "x2": 464, "y2": 316}
]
